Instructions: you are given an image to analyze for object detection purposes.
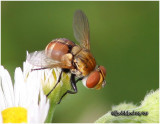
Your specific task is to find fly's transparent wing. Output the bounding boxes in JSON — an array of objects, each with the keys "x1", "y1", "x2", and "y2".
[
  {"x1": 27, "y1": 50, "x2": 61, "y2": 68},
  {"x1": 73, "y1": 10, "x2": 90, "y2": 50}
]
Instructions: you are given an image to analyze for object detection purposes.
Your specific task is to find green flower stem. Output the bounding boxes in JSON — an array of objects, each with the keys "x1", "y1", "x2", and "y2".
[
  {"x1": 95, "y1": 89, "x2": 159, "y2": 123},
  {"x1": 43, "y1": 71, "x2": 71, "y2": 123},
  {"x1": 45, "y1": 102, "x2": 56, "y2": 123}
]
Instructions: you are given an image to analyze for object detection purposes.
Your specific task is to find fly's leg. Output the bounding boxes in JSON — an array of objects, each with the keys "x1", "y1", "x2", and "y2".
[
  {"x1": 31, "y1": 67, "x2": 50, "y2": 71},
  {"x1": 76, "y1": 77, "x2": 83, "y2": 82},
  {"x1": 46, "y1": 70, "x2": 63, "y2": 97},
  {"x1": 57, "y1": 74, "x2": 83, "y2": 104}
]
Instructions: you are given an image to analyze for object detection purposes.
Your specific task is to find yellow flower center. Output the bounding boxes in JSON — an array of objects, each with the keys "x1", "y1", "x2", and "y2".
[{"x1": 1, "y1": 107, "x2": 27, "y2": 123}]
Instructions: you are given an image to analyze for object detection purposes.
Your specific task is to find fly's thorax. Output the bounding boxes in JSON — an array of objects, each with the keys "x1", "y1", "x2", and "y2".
[
  {"x1": 73, "y1": 49, "x2": 96, "y2": 76},
  {"x1": 45, "y1": 38, "x2": 75, "y2": 61},
  {"x1": 61, "y1": 53, "x2": 74, "y2": 68},
  {"x1": 71, "y1": 45, "x2": 82, "y2": 55}
]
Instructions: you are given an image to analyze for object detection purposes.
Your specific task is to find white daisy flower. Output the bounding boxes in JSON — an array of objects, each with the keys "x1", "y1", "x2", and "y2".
[{"x1": 0, "y1": 64, "x2": 49, "y2": 123}]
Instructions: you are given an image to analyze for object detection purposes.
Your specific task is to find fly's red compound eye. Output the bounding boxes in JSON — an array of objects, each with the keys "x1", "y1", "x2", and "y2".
[{"x1": 86, "y1": 71, "x2": 100, "y2": 88}]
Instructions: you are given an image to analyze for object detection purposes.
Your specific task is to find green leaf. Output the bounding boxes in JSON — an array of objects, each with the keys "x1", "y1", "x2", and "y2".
[{"x1": 95, "y1": 89, "x2": 159, "y2": 123}]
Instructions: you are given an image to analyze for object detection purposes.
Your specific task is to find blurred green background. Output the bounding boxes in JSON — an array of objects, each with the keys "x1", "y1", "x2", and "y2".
[{"x1": 1, "y1": 1, "x2": 159, "y2": 123}]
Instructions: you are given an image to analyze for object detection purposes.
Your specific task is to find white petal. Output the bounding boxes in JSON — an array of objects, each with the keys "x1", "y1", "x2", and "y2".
[
  {"x1": 44, "y1": 69, "x2": 53, "y2": 85},
  {"x1": 39, "y1": 89, "x2": 50, "y2": 122},
  {"x1": 0, "y1": 113, "x2": 2, "y2": 123},
  {"x1": 14, "y1": 67, "x2": 25, "y2": 107},
  {"x1": 27, "y1": 71, "x2": 40, "y2": 103},
  {"x1": 27, "y1": 103, "x2": 39, "y2": 123},
  {"x1": 0, "y1": 66, "x2": 7, "y2": 111},
  {"x1": 0, "y1": 66, "x2": 14, "y2": 107},
  {"x1": 0, "y1": 79, "x2": 6, "y2": 110},
  {"x1": 15, "y1": 67, "x2": 29, "y2": 107}
]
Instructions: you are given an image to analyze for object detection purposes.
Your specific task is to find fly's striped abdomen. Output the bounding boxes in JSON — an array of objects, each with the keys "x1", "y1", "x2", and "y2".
[{"x1": 45, "y1": 38, "x2": 75, "y2": 61}]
